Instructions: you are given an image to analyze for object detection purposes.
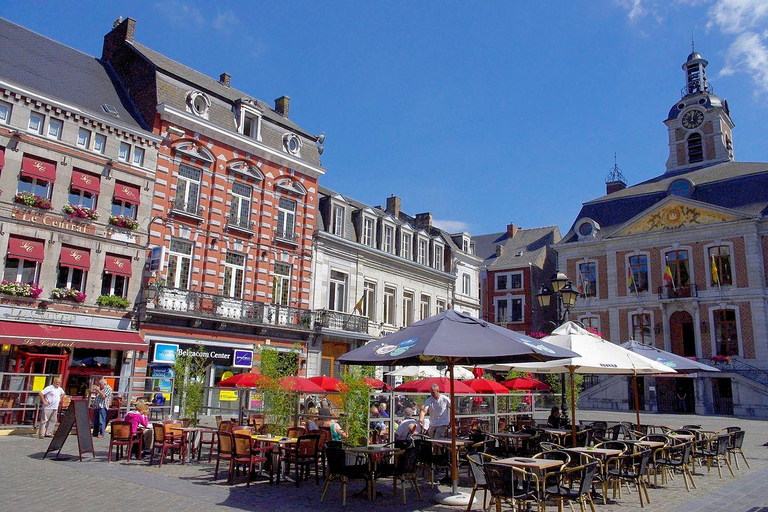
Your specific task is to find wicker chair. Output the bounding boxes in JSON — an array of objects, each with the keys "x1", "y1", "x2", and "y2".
[
  {"x1": 107, "y1": 420, "x2": 140, "y2": 462},
  {"x1": 544, "y1": 461, "x2": 599, "y2": 512},
  {"x1": 150, "y1": 423, "x2": 183, "y2": 467},
  {"x1": 320, "y1": 441, "x2": 373, "y2": 506},
  {"x1": 213, "y1": 431, "x2": 234, "y2": 481}
]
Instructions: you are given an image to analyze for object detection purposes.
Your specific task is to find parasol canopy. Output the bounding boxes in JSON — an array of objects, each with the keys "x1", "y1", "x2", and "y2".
[
  {"x1": 620, "y1": 340, "x2": 721, "y2": 374},
  {"x1": 307, "y1": 376, "x2": 349, "y2": 392},
  {"x1": 362, "y1": 377, "x2": 392, "y2": 391},
  {"x1": 502, "y1": 377, "x2": 551, "y2": 391},
  {"x1": 217, "y1": 372, "x2": 269, "y2": 388},
  {"x1": 464, "y1": 378, "x2": 511, "y2": 394},
  {"x1": 393, "y1": 377, "x2": 476, "y2": 394},
  {"x1": 279, "y1": 376, "x2": 326, "y2": 394},
  {"x1": 386, "y1": 365, "x2": 474, "y2": 380}
]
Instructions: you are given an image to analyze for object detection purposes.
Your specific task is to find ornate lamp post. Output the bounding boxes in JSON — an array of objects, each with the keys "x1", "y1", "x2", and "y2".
[{"x1": 536, "y1": 270, "x2": 579, "y2": 413}]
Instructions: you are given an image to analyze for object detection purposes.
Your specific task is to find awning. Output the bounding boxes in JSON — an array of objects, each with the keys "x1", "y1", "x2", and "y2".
[
  {"x1": 70, "y1": 170, "x2": 101, "y2": 195},
  {"x1": 0, "y1": 321, "x2": 147, "y2": 351},
  {"x1": 113, "y1": 183, "x2": 141, "y2": 204},
  {"x1": 21, "y1": 156, "x2": 57, "y2": 182},
  {"x1": 60, "y1": 247, "x2": 91, "y2": 270},
  {"x1": 7, "y1": 236, "x2": 44, "y2": 262},
  {"x1": 104, "y1": 254, "x2": 132, "y2": 276}
]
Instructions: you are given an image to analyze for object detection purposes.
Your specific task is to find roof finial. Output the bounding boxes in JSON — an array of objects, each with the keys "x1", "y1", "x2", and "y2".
[
  {"x1": 606, "y1": 153, "x2": 627, "y2": 186},
  {"x1": 691, "y1": 33, "x2": 695, "y2": 55}
]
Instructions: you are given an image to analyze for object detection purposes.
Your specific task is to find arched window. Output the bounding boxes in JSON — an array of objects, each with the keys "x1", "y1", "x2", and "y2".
[{"x1": 687, "y1": 133, "x2": 703, "y2": 164}]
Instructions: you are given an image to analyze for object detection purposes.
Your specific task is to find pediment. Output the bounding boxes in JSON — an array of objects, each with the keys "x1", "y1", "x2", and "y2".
[{"x1": 612, "y1": 197, "x2": 745, "y2": 237}]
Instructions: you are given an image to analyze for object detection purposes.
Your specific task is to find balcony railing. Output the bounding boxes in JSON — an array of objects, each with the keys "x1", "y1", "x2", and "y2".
[
  {"x1": 169, "y1": 197, "x2": 204, "y2": 218},
  {"x1": 317, "y1": 310, "x2": 370, "y2": 334},
  {"x1": 151, "y1": 287, "x2": 313, "y2": 330},
  {"x1": 657, "y1": 284, "x2": 698, "y2": 299},
  {"x1": 227, "y1": 215, "x2": 255, "y2": 233},
  {"x1": 275, "y1": 226, "x2": 299, "y2": 243}
]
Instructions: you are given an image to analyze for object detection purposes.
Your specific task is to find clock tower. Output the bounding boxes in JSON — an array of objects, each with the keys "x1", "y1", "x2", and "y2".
[{"x1": 664, "y1": 48, "x2": 734, "y2": 173}]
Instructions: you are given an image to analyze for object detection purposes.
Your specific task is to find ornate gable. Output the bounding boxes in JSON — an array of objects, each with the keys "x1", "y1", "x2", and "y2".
[{"x1": 612, "y1": 198, "x2": 744, "y2": 237}]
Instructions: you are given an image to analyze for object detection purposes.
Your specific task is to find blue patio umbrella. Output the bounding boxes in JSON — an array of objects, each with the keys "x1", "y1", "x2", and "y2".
[{"x1": 338, "y1": 310, "x2": 578, "y2": 503}]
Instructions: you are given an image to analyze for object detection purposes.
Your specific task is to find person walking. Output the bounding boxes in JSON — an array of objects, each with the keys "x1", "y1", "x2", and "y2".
[
  {"x1": 91, "y1": 378, "x2": 113, "y2": 438},
  {"x1": 419, "y1": 383, "x2": 451, "y2": 439},
  {"x1": 38, "y1": 377, "x2": 65, "y2": 439}
]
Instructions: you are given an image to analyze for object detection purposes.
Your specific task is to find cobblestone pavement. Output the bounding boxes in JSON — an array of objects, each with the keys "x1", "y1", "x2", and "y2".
[{"x1": 1, "y1": 411, "x2": 767, "y2": 512}]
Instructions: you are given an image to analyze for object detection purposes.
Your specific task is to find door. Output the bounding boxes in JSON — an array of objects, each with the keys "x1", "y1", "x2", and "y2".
[
  {"x1": 712, "y1": 378, "x2": 734, "y2": 415},
  {"x1": 655, "y1": 378, "x2": 678, "y2": 413},
  {"x1": 675, "y1": 378, "x2": 695, "y2": 414},
  {"x1": 669, "y1": 311, "x2": 696, "y2": 357}
]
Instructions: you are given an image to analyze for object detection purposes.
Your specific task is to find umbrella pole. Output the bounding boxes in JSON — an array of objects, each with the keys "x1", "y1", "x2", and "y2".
[
  {"x1": 633, "y1": 373, "x2": 641, "y2": 431},
  {"x1": 450, "y1": 361, "x2": 458, "y2": 495},
  {"x1": 569, "y1": 368, "x2": 577, "y2": 447}
]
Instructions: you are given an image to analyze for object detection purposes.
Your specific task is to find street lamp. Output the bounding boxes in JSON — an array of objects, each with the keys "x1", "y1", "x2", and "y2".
[{"x1": 536, "y1": 270, "x2": 579, "y2": 414}]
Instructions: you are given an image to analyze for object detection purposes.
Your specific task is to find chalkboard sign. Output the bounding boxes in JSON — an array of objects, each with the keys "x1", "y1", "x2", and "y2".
[{"x1": 44, "y1": 398, "x2": 95, "y2": 460}]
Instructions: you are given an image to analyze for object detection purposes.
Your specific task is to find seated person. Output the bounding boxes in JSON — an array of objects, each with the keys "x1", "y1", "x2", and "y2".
[
  {"x1": 151, "y1": 387, "x2": 166, "y2": 406},
  {"x1": 547, "y1": 406, "x2": 567, "y2": 429},
  {"x1": 305, "y1": 406, "x2": 319, "y2": 431},
  {"x1": 124, "y1": 403, "x2": 152, "y2": 457},
  {"x1": 378, "y1": 402, "x2": 390, "y2": 418},
  {"x1": 395, "y1": 407, "x2": 423, "y2": 441}
]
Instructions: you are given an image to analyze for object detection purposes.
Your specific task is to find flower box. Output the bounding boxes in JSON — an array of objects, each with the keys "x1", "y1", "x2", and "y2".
[
  {"x1": 96, "y1": 294, "x2": 130, "y2": 309},
  {"x1": 63, "y1": 203, "x2": 99, "y2": 220},
  {"x1": 108, "y1": 215, "x2": 139, "y2": 231},
  {"x1": 0, "y1": 280, "x2": 42, "y2": 298},
  {"x1": 14, "y1": 192, "x2": 52, "y2": 210},
  {"x1": 51, "y1": 287, "x2": 86, "y2": 303},
  {"x1": 710, "y1": 355, "x2": 732, "y2": 364}
]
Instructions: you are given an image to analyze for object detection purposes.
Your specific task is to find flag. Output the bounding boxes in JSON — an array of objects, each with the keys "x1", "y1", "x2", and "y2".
[
  {"x1": 711, "y1": 255, "x2": 720, "y2": 286},
  {"x1": 352, "y1": 293, "x2": 365, "y2": 315},
  {"x1": 663, "y1": 265, "x2": 674, "y2": 289},
  {"x1": 627, "y1": 267, "x2": 635, "y2": 292},
  {"x1": 576, "y1": 271, "x2": 584, "y2": 295}
]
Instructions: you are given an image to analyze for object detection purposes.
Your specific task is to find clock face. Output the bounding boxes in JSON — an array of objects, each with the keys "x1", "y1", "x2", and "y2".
[{"x1": 682, "y1": 109, "x2": 704, "y2": 129}]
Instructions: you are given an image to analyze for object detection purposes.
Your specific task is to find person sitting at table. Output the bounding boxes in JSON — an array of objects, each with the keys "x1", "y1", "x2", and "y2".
[
  {"x1": 125, "y1": 403, "x2": 152, "y2": 457},
  {"x1": 329, "y1": 418, "x2": 347, "y2": 441},
  {"x1": 151, "y1": 387, "x2": 166, "y2": 406},
  {"x1": 305, "y1": 406, "x2": 319, "y2": 431},
  {"x1": 395, "y1": 407, "x2": 424, "y2": 441},
  {"x1": 378, "y1": 402, "x2": 390, "y2": 418},
  {"x1": 547, "y1": 406, "x2": 567, "y2": 429}
]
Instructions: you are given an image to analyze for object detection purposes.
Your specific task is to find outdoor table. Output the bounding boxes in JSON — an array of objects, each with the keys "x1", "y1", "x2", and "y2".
[
  {"x1": 492, "y1": 456, "x2": 565, "y2": 497},
  {"x1": 492, "y1": 431, "x2": 531, "y2": 453},
  {"x1": 543, "y1": 428, "x2": 571, "y2": 444},
  {"x1": 179, "y1": 427, "x2": 206, "y2": 463},
  {"x1": 165, "y1": 425, "x2": 189, "y2": 464},
  {"x1": 252, "y1": 435, "x2": 298, "y2": 482},
  {"x1": 345, "y1": 445, "x2": 401, "y2": 501},
  {"x1": 669, "y1": 433, "x2": 694, "y2": 442}
]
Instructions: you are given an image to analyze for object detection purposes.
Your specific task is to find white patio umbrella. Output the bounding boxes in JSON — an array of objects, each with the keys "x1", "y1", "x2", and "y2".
[
  {"x1": 386, "y1": 365, "x2": 475, "y2": 380},
  {"x1": 491, "y1": 322, "x2": 676, "y2": 445}
]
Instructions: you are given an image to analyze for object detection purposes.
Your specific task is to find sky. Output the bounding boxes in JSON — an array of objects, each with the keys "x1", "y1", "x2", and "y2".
[{"x1": 2, "y1": 0, "x2": 768, "y2": 237}]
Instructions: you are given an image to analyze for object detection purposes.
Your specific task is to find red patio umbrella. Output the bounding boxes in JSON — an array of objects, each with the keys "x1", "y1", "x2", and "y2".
[
  {"x1": 217, "y1": 372, "x2": 270, "y2": 388},
  {"x1": 307, "y1": 376, "x2": 349, "y2": 392},
  {"x1": 464, "y1": 378, "x2": 510, "y2": 394},
  {"x1": 394, "y1": 377, "x2": 476, "y2": 394},
  {"x1": 363, "y1": 377, "x2": 392, "y2": 391},
  {"x1": 501, "y1": 377, "x2": 551, "y2": 391},
  {"x1": 279, "y1": 376, "x2": 326, "y2": 393}
]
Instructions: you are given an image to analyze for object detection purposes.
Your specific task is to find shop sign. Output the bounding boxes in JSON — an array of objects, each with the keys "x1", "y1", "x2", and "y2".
[
  {"x1": 11, "y1": 209, "x2": 96, "y2": 235},
  {"x1": 233, "y1": 349, "x2": 253, "y2": 368},
  {"x1": 219, "y1": 390, "x2": 238, "y2": 402}
]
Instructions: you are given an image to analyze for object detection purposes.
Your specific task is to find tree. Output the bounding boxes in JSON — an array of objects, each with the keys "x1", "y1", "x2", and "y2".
[
  {"x1": 173, "y1": 344, "x2": 208, "y2": 426},
  {"x1": 338, "y1": 365, "x2": 374, "y2": 446},
  {"x1": 259, "y1": 344, "x2": 300, "y2": 436}
]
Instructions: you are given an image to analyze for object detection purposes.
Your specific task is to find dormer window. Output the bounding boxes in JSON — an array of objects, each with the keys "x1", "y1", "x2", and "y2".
[
  {"x1": 400, "y1": 229, "x2": 413, "y2": 260},
  {"x1": 575, "y1": 218, "x2": 599, "y2": 240},
  {"x1": 668, "y1": 178, "x2": 694, "y2": 197},
  {"x1": 433, "y1": 243, "x2": 444, "y2": 271},
  {"x1": 362, "y1": 216, "x2": 376, "y2": 247},
  {"x1": 187, "y1": 91, "x2": 210, "y2": 118},
  {"x1": 331, "y1": 204, "x2": 345, "y2": 237},
  {"x1": 283, "y1": 133, "x2": 301, "y2": 156}
]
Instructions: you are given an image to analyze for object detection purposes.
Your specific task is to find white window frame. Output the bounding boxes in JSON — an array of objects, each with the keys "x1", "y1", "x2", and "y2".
[
  {"x1": 362, "y1": 216, "x2": 375, "y2": 247},
  {"x1": 222, "y1": 251, "x2": 246, "y2": 298},
  {"x1": 4, "y1": 257, "x2": 40, "y2": 284},
  {"x1": 119, "y1": 142, "x2": 131, "y2": 162},
  {"x1": 132, "y1": 147, "x2": 145, "y2": 167},
  {"x1": 496, "y1": 271, "x2": 524, "y2": 291},
  {"x1": 77, "y1": 128, "x2": 91, "y2": 149},
  {"x1": 401, "y1": 230, "x2": 413, "y2": 260},
  {"x1": 383, "y1": 286, "x2": 396, "y2": 325},
  {"x1": 577, "y1": 259, "x2": 598, "y2": 298},
  {"x1": 56, "y1": 265, "x2": 87, "y2": 292},
  {"x1": 331, "y1": 204, "x2": 345, "y2": 237},
  {"x1": 628, "y1": 310, "x2": 654, "y2": 345},
  {"x1": 462, "y1": 273, "x2": 471, "y2": 295},
  {"x1": 277, "y1": 197, "x2": 297, "y2": 239},
  {"x1": 28, "y1": 112, "x2": 44, "y2": 134},
  {"x1": 626, "y1": 252, "x2": 651, "y2": 293},
  {"x1": 705, "y1": 241, "x2": 735, "y2": 288},
  {"x1": 101, "y1": 273, "x2": 128, "y2": 298},
  {"x1": 402, "y1": 290, "x2": 414, "y2": 326},
  {"x1": 508, "y1": 296, "x2": 524, "y2": 323},
  {"x1": 239, "y1": 106, "x2": 262, "y2": 142},
  {"x1": 328, "y1": 270, "x2": 348, "y2": 312},
  {"x1": 382, "y1": 224, "x2": 394, "y2": 254},
  {"x1": 47, "y1": 118, "x2": 63, "y2": 140},
  {"x1": 662, "y1": 245, "x2": 694, "y2": 289},
  {"x1": 495, "y1": 297, "x2": 509, "y2": 323},
  {"x1": 433, "y1": 243, "x2": 444, "y2": 271},
  {"x1": 420, "y1": 294, "x2": 431, "y2": 320},
  {"x1": 0, "y1": 100, "x2": 11, "y2": 124},
  {"x1": 417, "y1": 237, "x2": 428, "y2": 265},
  {"x1": 175, "y1": 164, "x2": 202, "y2": 213},
  {"x1": 363, "y1": 281, "x2": 376, "y2": 321},
  {"x1": 436, "y1": 298, "x2": 446, "y2": 314},
  {"x1": 93, "y1": 133, "x2": 107, "y2": 154},
  {"x1": 166, "y1": 238, "x2": 193, "y2": 289},
  {"x1": 272, "y1": 263, "x2": 291, "y2": 305},
  {"x1": 229, "y1": 181, "x2": 252, "y2": 229}
]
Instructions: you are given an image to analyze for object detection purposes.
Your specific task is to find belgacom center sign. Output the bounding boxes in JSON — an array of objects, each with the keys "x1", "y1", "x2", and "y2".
[{"x1": 151, "y1": 341, "x2": 253, "y2": 368}]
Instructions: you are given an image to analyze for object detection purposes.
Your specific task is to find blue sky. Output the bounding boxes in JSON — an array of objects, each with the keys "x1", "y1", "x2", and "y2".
[{"x1": 3, "y1": 1, "x2": 768, "y2": 237}]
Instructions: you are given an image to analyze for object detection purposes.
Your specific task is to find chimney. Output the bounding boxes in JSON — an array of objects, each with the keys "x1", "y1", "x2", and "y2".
[
  {"x1": 219, "y1": 73, "x2": 231, "y2": 87},
  {"x1": 274, "y1": 96, "x2": 290, "y2": 118},
  {"x1": 496, "y1": 244, "x2": 504, "y2": 258},
  {"x1": 414, "y1": 212, "x2": 433, "y2": 231},
  {"x1": 102, "y1": 17, "x2": 135, "y2": 61},
  {"x1": 385, "y1": 195, "x2": 401, "y2": 218},
  {"x1": 606, "y1": 180, "x2": 627, "y2": 195},
  {"x1": 506, "y1": 223, "x2": 519, "y2": 238}
]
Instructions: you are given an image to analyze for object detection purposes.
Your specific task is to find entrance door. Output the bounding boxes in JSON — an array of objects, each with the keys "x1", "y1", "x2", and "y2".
[
  {"x1": 713, "y1": 378, "x2": 734, "y2": 415},
  {"x1": 674, "y1": 378, "x2": 695, "y2": 414},
  {"x1": 669, "y1": 311, "x2": 696, "y2": 357}
]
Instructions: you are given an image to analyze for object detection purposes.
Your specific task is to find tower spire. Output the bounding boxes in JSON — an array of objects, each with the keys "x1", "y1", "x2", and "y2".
[{"x1": 683, "y1": 45, "x2": 708, "y2": 95}]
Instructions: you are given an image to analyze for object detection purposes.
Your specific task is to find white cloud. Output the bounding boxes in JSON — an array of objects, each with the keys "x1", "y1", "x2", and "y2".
[
  {"x1": 213, "y1": 10, "x2": 239, "y2": 32},
  {"x1": 720, "y1": 31, "x2": 768, "y2": 95},
  {"x1": 154, "y1": 1, "x2": 240, "y2": 33},
  {"x1": 707, "y1": 0, "x2": 768, "y2": 34},
  {"x1": 432, "y1": 219, "x2": 471, "y2": 233},
  {"x1": 616, "y1": 0, "x2": 666, "y2": 23}
]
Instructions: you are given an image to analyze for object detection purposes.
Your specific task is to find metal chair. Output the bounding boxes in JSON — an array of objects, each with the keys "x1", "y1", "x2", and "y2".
[
  {"x1": 607, "y1": 449, "x2": 652, "y2": 508},
  {"x1": 466, "y1": 452, "x2": 495, "y2": 512},
  {"x1": 320, "y1": 442, "x2": 372, "y2": 506},
  {"x1": 726, "y1": 429, "x2": 750, "y2": 469},
  {"x1": 544, "y1": 461, "x2": 600, "y2": 512},
  {"x1": 696, "y1": 434, "x2": 735, "y2": 478},
  {"x1": 376, "y1": 446, "x2": 423, "y2": 504},
  {"x1": 278, "y1": 434, "x2": 320, "y2": 487},
  {"x1": 483, "y1": 463, "x2": 542, "y2": 512},
  {"x1": 655, "y1": 441, "x2": 696, "y2": 491}
]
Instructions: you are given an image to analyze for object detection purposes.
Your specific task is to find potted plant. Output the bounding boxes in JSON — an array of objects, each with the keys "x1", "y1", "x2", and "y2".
[
  {"x1": 108, "y1": 215, "x2": 139, "y2": 230},
  {"x1": 51, "y1": 287, "x2": 86, "y2": 303},
  {"x1": 63, "y1": 203, "x2": 99, "y2": 220},
  {"x1": 14, "y1": 191, "x2": 52, "y2": 210},
  {"x1": 0, "y1": 280, "x2": 43, "y2": 298},
  {"x1": 96, "y1": 294, "x2": 130, "y2": 309}
]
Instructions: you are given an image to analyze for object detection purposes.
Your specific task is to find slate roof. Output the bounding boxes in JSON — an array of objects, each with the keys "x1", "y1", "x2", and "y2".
[
  {"x1": 129, "y1": 41, "x2": 312, "y2": 137},
  {"x1": 473, "y1": 226, "x2": 561, "y2": 270},
  {"x1": 0, "y1": 17, "x2": 146, "y2": 130},
  {"x1": 563, "y1": 161, "x2": 768, "y2": 242}
]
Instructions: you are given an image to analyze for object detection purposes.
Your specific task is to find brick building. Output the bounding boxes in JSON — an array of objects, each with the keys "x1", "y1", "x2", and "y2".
[
  {"x1": 556, "y1": 49, "x2": 768, "y2": 418},
  {"x1": 0, "y1": 18, "x2": 161, "y2": 398},
  {"x1": 101, "y1": 18, "x2": 325, "y2": 393},
  {"x1": 473, "y1": 223, "x2": 560, "y2": 334}
]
